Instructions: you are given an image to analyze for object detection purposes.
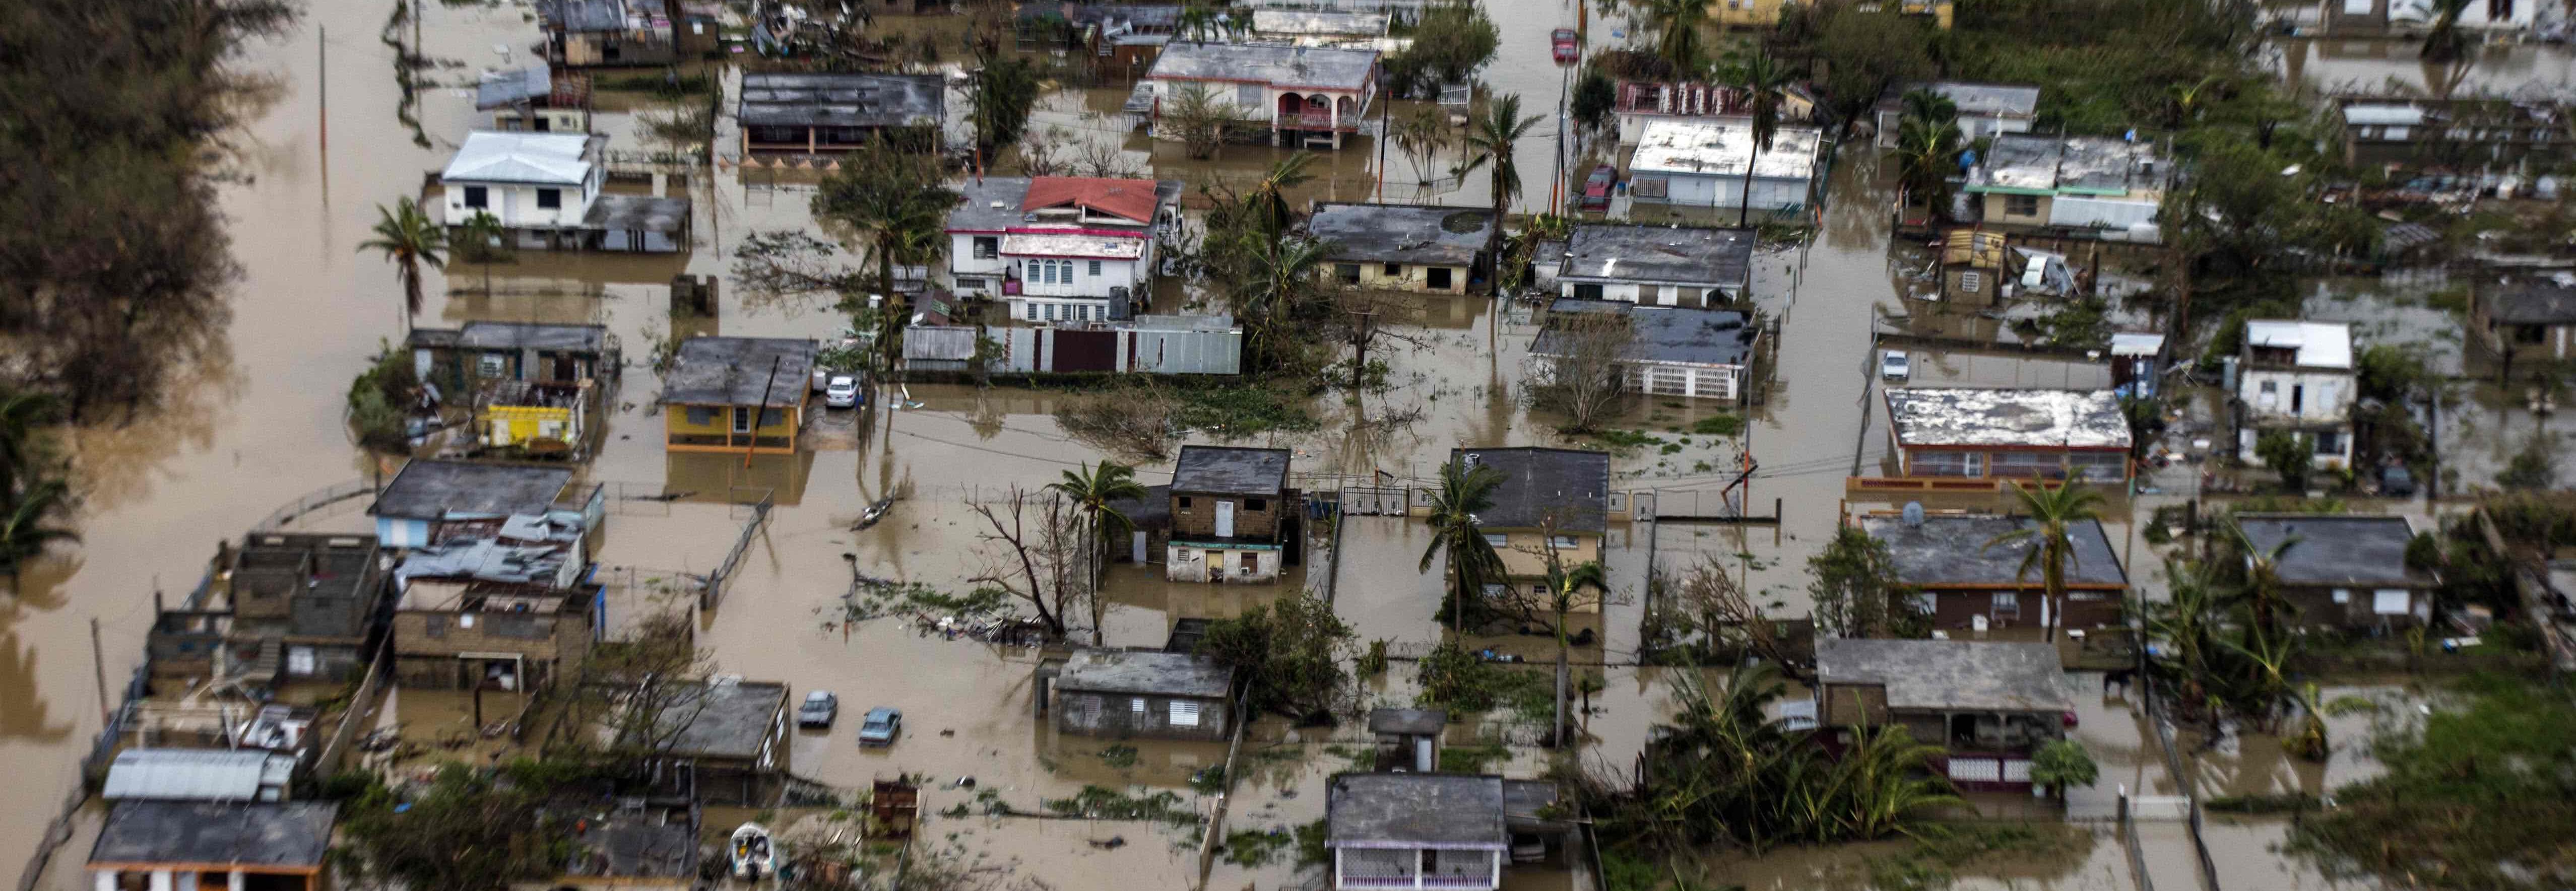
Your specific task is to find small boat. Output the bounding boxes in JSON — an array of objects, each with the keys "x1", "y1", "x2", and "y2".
[
  {"x1": 1551, "y1": 29, "x2": 1579, "y2": 64},
  {"x1": 730, "y1": 823, "x2": 780, "y2": 880},
  {"x1": 858, "y1": 497, "x2": 894, "y2": 528}
]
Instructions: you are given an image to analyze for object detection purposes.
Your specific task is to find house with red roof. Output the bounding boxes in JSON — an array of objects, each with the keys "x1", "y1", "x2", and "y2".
[{"x1": 948, "y1": 176, "x2": 1183, "y2": 323}]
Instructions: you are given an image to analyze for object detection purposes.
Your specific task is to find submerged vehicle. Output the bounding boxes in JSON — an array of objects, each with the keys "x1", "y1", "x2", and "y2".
[
  {"x1": 1551, "y1": 28, "x2": 1579, "y2": 64},
  {"x1": 730, "y1": 823, "x2": 779, "y2": 880},
  {"x1": 858, "y1": 497, "x2": 894, "y2": 528}
]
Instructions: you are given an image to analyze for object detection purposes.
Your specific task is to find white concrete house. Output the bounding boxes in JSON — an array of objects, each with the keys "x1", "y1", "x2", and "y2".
[
  {"x1": 1626, "y1": 119, "x2": 1826, "y2": 213},
  {"x1": 1556, "y1": 224, "x2": 1756, "y2": 307},
  {"x1": 1142, "y1": 42, "x2": 1379, "y2": 149},
  {"x1": 948, "y1": 176, "x2": 1181, "y2": 323},
  {"x1": 440, "y1": 130, "x2": 604, "y2": 233},
  {"x1": 2235, "y1": 320, "x2": 2357, "y2": 471}
]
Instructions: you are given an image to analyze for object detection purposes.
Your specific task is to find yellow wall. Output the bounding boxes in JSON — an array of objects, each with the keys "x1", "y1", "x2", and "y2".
[
  {"x1": 666, "y1": 402, "x2": 802, "y2": 453},
  {"x1": 1714, "y1": 0, "x2": 1788, "y2": 27},
  {"x1": 1980, "y1": 193, "x2": 2054, "y2": 225},
  {"x1": 1494, "y1": 530, "x2": 1603, "y2": 581},
  {"x1": 485, "y1": 404, "x2": 576, "y2": 448},
  {"x1": 1348, "y1": 262, "x2": 1469, "y2": 294}
]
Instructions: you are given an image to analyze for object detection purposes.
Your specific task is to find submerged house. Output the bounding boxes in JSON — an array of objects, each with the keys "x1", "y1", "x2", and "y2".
[
  {"x1": 392, "y1": 578, "x2": 596, "y2": 693},
  {"x1": 636, "y1": 678, "x2": 791, "y2": 805},
  {"x1": 1324, "y1": 773, "x2": 1567, "y2": 890},
  {"x1": 1307, "y1": 202, "x2": 1495, "y2": 294},
  {"x1": 2234, "y1": 320, "x2": 2356, "y2": 471},
  {"x1": 658, "y1": 337, "x2": 815, "y2": 454},
  {"x1": 477, "y1": 62, "x2": 591, "y2": 133},
  {"x1": 1858, "y1": 512, "x2": 2129, "y2": 631},
  {"x1": 407, "y1": 322, "x2": 614, "y2": 456},
  {"x1": 945, "y1": 175, "x2": 1182, "y2": 323},
  {"x1": 1882, "y1": 388, "x2": 2132, "y2": 483},
  {"x1": 1556, "y1": 224, "x2": 1756, "y2": 306},
  {"x1": 538, "y1": 0, "x2": 679, "y2": 67},
  {"x1": 2332, "y1": 96, "x2": 2576, "y2": 168},
  {"x1": 438, "y1": 131, "x2": 687, "y2": 252},
  {"x1": 89, "y1": 801, "x2": 338, "y2": 891},
  {"x1": 1531, "y1": 299, "x2": 1759, "y2": 404},
  {"x1": 1451, "y1": 448, "x2": 1611, "y2": 598},
  {"x1": 1050, "y1": 649, "x2": 1236, "y2": 741},
  {"x1": 1016, "y1": 5, "x2": 1181, "y2": 81},
  {"x1": 1166, "y1": 445, "x2": 1296, "y2": 584},
  {"x1": 544, "y1": 801, "x2": 698, "y2": 891},
  {"x1": 737, "y1": 73, "x2": 945, "y2": 155},
  {"x1": 903, "y1": 315, "x2": 1242, "y2": 375},
  {"x1": 1964, "y1": 134, "x2": 2167, "y2": 243},
  {"x1": 1815, "y1": 639, "x2": 2071, "y2": 790},
  {"x1": 1142, "y1": 43, "x2": 1380, "y2": 149},
  {"x1": 1625, "y1": 119, "x2": 1826, "y2": 213},
  {"x1": 2233, "y1": 514, "x2": 2439, "y2": 629},
  {"x1": 2470, "y1": 280, "x2": 2576, "y2": 361},
  {"x1": 367, "y1": 459, "x2": 595, "y2": 551}
]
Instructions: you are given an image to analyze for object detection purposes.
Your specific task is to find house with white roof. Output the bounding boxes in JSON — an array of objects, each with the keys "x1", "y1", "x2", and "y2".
[
  {"x1": 947, "y1": 176, "x2": 1183, "y2": 323},
  {"x1": 1625, "y1": 119, "x2": 1826, "y2": 213},
  {"x1": 2235, "y1": 320, "x2": 2357, "y2": 470},
  {"x1": 1964, "y1": 134, "x2": 2168, "y2": 243},
  {"x1": 1141, "y1": 42, "x2": 1380, "y2": 149},
  {"x1": 438, "y1": 131, "x2": 688, "y2": 252}
]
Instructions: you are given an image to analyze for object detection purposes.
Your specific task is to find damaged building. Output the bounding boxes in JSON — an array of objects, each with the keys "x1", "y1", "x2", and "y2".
[
  {"x1": 1882, "y1": 388, "x2": 2131, "y2": 483},
  {"x1": 1049, "y1": 649, "x2": 1236, "y2": 741},
  {"x1": 147, "y1": 532, "x2": 392, "y2": 689},
  {"x1": 1964, "y1": 134, "x2": 2167, "y2": 243}
]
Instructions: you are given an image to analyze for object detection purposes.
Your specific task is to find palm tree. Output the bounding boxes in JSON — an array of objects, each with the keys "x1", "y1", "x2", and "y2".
[
  {"x1": 1453, "y1": 95, "x2": 1544, "y2": 274},
  {"x1": 0, "y1": 389, "x2": 61, "y2": 501},
  {"x1": 1421, "y1": 459, "x2": 1507, "y2": 633},
  {"x1": 0, "y1": 478, "x2": 79, "y2": 590},
  {"x1": 1726, "y1": 48, "x2": 1791, "y2": 227},
  {"x1": 2029, "y1": 739, "x2": 2099, "y2": 801},
  {"x1": 2218, "y1": 623, "x2": 2298, "y2": 731},
  {"x1": 2225, "y1": 519, "x2": 2300, "y2": 635},
  {"x1": 1899, "y1": 88, "x2": 1958, "y2": 128},
  {"x1": 1247, "y1": 152, "x2": 1318, "y2": 240},
  {"x1": 453, "y1": 210, "x2": 510, "y2": 300},
  {"x1": 1391, "y1": 107, "x2": 1452, "y2": 187},
  {"x1": 2150, "y1": 558, "x2": 2224, "y2": 711},
  {"x1": 2283, "y1": 682, "x2": 2330, "y2": 761},
  {"x1": 1535, "y1": 557, "x2": 1606, "y2": 746},
  {"x1": 359, "y1": 197, "x2": 447, "y2": 329},
  {"x1": 1634, "y1": 0, "x2": 1713, "y2": 74},
  {"x1": 813, "y1": 141, "x2": 959, "y2": 369},
  {"x1": 1827, "y1": 721, "x2": 1962, "y2": 838},
  {"x1": 1892, "y1": 114, "x2": 1964, "y2": 217},
  {"x1": 1050, "y1": 461, "x2": 1146, "y2": 645},
  {"x1": 1983, "y1": 481, "x2": 2106, "y2": 642},
  {"x1": 1236, "y1": 236, "x2": 1334, "y2": 368},
  {"x1": 1176, "y1": 3, "x2": 1229, "y2": 42},
  {"x1": 2422, "y1": 0, "x2": 2475, "y2": 64}
]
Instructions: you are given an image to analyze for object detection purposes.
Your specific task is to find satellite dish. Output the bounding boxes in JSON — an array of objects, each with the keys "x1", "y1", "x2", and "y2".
[{"x1": 1902, "y1": 502, "x2": 1926, "y2": 526}]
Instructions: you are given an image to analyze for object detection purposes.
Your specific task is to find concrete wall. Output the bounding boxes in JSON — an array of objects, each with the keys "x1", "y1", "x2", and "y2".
[
  {"x1": 2283, "y1": 584, "x2": 2432, "y2": 629},
  {"x1": 1173, "y1": 491, "x2": 1283, "y2": 539},
  {"x1": 1054, "y1": 689, "x2": 1232, "y2": 741},
  {"x1": 1166, "y1": 541, "x2": 1281, "y2": 583},
  {"x1": 1558, "y1": 280, "x2": 1733, "y2": 306},
  {"x1": 1492, "y1": 530, "x2": 1601, "y2": 581},
  {"x1": 1632, "y1": 171, "x2": 1812, "y2": 211},
  {"x1": 443, "y1": 175, "x2": 601, "y2": 229},
  {"x1": 1333, "y1": 260, "x2": 1468, "y2": 294}
]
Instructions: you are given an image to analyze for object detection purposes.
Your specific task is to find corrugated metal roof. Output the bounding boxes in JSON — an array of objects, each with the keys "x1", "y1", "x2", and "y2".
[
  {"x1": 103, "y1": 749, "x2": 295, "y2": 801},
  {"x1": 442, "y1": 131, "x2": 595, "y2": 185}
]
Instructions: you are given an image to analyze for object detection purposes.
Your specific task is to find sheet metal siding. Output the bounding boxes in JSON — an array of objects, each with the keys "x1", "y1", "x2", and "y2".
[{"x1": 1131, "y1": 328, "x2": 1243, "y2": 374}]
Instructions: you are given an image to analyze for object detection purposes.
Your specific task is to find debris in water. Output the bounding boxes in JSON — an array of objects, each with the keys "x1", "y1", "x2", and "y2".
[{"x1": 1088, "y1": 836, "x2": 1126, "y2": 850}]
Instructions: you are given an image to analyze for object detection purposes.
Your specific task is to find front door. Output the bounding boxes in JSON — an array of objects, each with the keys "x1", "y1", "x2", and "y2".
[{"x1": 1214, "y1": 499, "x2": 1236, "y2": 538}]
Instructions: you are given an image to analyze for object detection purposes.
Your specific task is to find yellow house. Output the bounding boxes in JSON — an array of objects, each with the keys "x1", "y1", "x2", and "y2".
[
  {"x1": 658, "y1": 336, "x2": 815, "y2": 455},
  {"x1": 1449, "y1": 447, "x2": 1613, "y2": 612},
  {"x1": 479, "y1": 380, "x2": 591, "y2": 456},
  {"x1": 1308, "y1": 203, "x2": 1495, "y2": 296}
]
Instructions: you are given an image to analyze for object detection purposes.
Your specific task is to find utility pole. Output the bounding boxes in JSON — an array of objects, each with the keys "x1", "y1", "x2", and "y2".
[
  {"x1": 317, "y1": 25, "x2": 328, "y2": 158},
  {"x1": 91, "y1": 617, "x2": 111, "y2": 724},
  {"x1": 743, "y1": 355, "x2": 785, "y2": 468}
]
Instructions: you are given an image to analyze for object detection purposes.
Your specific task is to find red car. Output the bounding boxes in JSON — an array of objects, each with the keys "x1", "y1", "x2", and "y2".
[
  {"x1": 1551, "y1": 29, "x2": 1579, "y2": 65},
  {"x1": 1581, "y1": 164, "x2": 1614, "y2": 211}
]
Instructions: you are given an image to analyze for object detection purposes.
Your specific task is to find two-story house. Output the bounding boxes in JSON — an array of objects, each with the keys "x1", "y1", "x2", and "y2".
[
  {"x1": 1166, "y1": 445, "x2": 1296, "y2": 583},
  {"x1": 1450, "y1": 448, "x2": 1611, "y2": 600},
  {"x1": 2234, "y1": 320, "x2": 2356, "y2": 471},
  {"x1": 1873, "y1": 82, "x2": 2040, "y2": 148},
  {"x1": 477, "y1": 63, "x2": 591, "y2": 133},
  {"x1": 142, "y1": 532, "x2": 394, "y2": 689},
  {"x1": 1964, "y1": 134, "x2": 2167, "y2": 243},
  {"x1": 441, "y1": 131, "x2": 605, "y2": 240},
  {"x1": 947, "y1": 176, "x2": 1183, "y2": 323},
  {"x1": 538, "y1": 0, "x2": 678, "y2": 67},
  {"x1": 1142, "y1": 42, "x2": 1379, "y2": 149},
  {"x1": 1556, "y1": 224, "x2": 1755, "y2": 306}
]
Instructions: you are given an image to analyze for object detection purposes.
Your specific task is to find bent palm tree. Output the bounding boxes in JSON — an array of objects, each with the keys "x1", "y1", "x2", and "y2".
[
  {"x1": 1984, "y1": 481, "x2": 2105, "y2": 642},
  {"x1": 1050, "y1": 461, "x2": 1146, "y2": 644},
  {"x1": 2224, "y1": 519, "x2": 2300, "y2": 635},
  {"x1": 1421, "y1": 459, "x2": 1507, "y2": 633},
  {"x1": 360, "y1": 197, "x2": 447, "y2": 328},
  {"x1": 1247, "y1": 152, "x2": 1319, "y2": 239},
  {"x1": 1454, "y1": 95, "x2": 1544, "y2": 275}
]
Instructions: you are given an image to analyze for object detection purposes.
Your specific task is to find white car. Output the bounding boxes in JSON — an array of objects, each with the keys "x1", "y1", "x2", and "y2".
[
  {"x1": 824, "y1": 375, "x2": 861, "y2": 408},
  {"x1": 1880, "y1": 350, "x2": 1910, "y2": 381}
]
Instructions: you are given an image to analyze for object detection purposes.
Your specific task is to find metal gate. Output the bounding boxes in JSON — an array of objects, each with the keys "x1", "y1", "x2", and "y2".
[{"x1": 1339, "y1": 486, "x2": 1407, "y2": 515}]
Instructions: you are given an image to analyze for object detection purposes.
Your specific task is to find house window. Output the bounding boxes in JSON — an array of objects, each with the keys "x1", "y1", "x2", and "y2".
[
  {"x1": 1573, "y1": 284, "x2": 1604, "y2": 300},
  {"x1": 1911, "y1": 592, "x2": 1938, "y2": 613},
  {"x1": 1237, "y1": 83, "x2": 1262, "y2": 107},
  {"x1": 1169, "y1": 700, "x2": 1202, "y2": 727},
  {"x1": 732, "y1": 407, "x2": 754, "y2": 434},
  {"x1": 1247, "y1": 498, "x2": 1267, "y2": 511},
  {"x1": 425, "y1": 615, "x2": 447, "y2": 638},
  {"x1": 1179, "y1": 496, "x2": 1193, "y2": 509},
  {"x1": 463, "y1": 186, "x2": 488, "y2": 208},
  {"x1": 1089, "y1": 260, "x2": 1103, "y2": 277},
  {"x1": 536, "y1": 188, "x2": 562, "y2": 210},
  {"x1": 1637, "y1": 285, "x2": 1660, "y2": 303},
  {"x1": 286, "y1": 647, "x2": 317, "y2": 676},
  {"x1": 2372, "y1": 589, "x2": 2411, "y2": 615},
  {"x1": 1336, "y1": 263, "x2": 1362, "y2": 285},
  {"x1": 1960, "y1": 270, "x2": 1983, "y2": 293},
  {"x1": 685, "y1": 406, "x2": 717, "y2": 425},
  {"x1": 1483, "y1": 533, "x2": 1508, "y2": 547},
  {"x1": 2313, "y1": 430, "x2": 2344, "y2": 456},
  {"x1": 975, "y1": 236, "x2": 998, "y2": 258},
  {"x1": 2332, "y1": 588, "x2": 2352, "y2": 604},
  {"x1": 2005, "y1": 194, "x2": 2040, "y2": 217},
  {"x1": 477, "y1": 355, "x2": 507, "y2": 378},
  {"x1": 1912, "y1": 451, "x2": 1983, "y2": 477},
  {"x1": 1550, "y1": 535, "x2": 1579, "y2": 550},
  {"x1": 1992, "y1": 591, "x2": 2020, "y2": 615},
  {"x1": 1131, "y1": 697, "x2": 1147, "y2": 716},
  {"x1": 1383, "y1": 262, "x2": 1402, "y2": 277},
  {"x1": 1429, "y1": 267, "x2": 1454, "y2": 290}
]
